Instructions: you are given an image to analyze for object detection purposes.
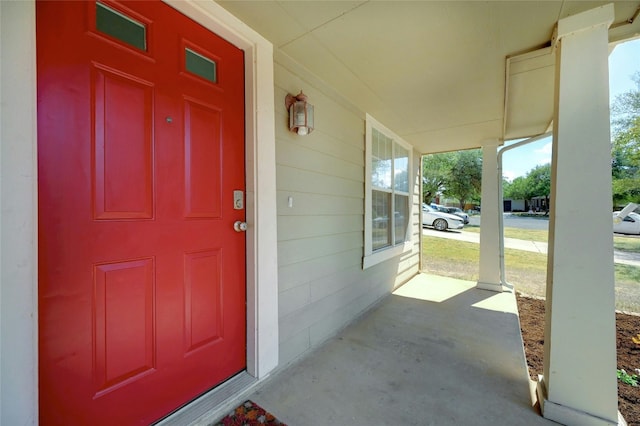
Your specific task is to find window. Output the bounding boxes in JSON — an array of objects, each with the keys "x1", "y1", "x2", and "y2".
[
  {"x1": 363, "y1": 114, "x2": 413, "y2": 268},
  {"x1": 96, "y1": 2, "x2": 147, "y2": 51},
  {"x1": 185, "y1": 48, "x2": 218, "y2": 83}
]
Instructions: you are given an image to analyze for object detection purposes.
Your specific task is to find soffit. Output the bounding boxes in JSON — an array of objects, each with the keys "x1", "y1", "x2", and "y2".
[{"x1": 217, "y1": 1, "x2": 640, "y2": 153}]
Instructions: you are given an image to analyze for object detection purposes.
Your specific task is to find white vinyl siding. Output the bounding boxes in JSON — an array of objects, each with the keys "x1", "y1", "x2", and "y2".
[{"x1": 274, "y1": 52, "x2": 420, "y2": 366}]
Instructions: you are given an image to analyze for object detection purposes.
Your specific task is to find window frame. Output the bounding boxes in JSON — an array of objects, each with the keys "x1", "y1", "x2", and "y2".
[{"x1": 363, "y1": 114, "x2": 414, "y2": 269}]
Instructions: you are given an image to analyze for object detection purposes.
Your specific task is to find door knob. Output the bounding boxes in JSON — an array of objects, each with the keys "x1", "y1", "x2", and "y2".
[{"x1": 234, "y1": 221, "x2": 248, "y2": 232}]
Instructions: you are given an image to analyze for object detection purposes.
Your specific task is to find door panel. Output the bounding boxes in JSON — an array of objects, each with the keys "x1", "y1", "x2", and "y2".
[
  {"x1": 93, "y1": 258, "x2": 155, "y2": 397},
  {"x1": 184, "y1": 249, "x2": 223, "y2": 353},
  {"x1": 37, "y1": 1, "x2": 246, "y2": 424},
  {"x1": 93, "y1": 65, "x2": 155, "y2": 219},
  {"x1": 183, "y1": 99, "x2": 223, "y2": 218}
]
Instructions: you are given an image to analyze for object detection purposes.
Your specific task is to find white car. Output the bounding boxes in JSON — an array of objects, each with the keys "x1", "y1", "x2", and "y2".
[
  {"x1": 422, "y1": 205, "x2": 464, "y2": 231},
  {"x1": 613, "y1": 212, "x2": 640, "y2": 235},
  {"x1": 431, "y1": 203, "x2": 470, "y2": 224},
  {"x1": 445, "y1": 206, "x2": 470, "y2": 224}
]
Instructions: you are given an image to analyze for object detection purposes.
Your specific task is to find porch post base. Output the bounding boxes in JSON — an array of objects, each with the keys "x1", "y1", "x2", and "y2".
[
  {"x1": 536, "y1": 376, "x2": 626, "y2": 426},
  {"x1": 475, "y1": 281, "x2": 504, "y2": 293}
]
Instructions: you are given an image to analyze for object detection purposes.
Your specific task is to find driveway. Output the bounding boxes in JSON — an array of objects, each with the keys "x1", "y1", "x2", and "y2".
[{"x1": 423, "y1": 228, "x2": 640, "y2": 267}]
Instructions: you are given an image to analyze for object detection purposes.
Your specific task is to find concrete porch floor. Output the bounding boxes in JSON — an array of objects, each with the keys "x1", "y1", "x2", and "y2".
[{"x1": 197, "y1": 273, "x2": 556, "y2": 425}]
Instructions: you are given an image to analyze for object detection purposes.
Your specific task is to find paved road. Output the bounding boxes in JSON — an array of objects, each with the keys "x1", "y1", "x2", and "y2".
[
  {"x1": 468, "y1": 213, "x2": 549, "y2": 230},
  {"x1": 423, "y1": 227, "x2": 640, "y2": 267}
]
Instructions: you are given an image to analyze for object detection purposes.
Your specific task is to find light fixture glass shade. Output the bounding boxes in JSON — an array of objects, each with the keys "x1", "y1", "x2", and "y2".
[
  {"x1": 303, "y1": 103, "x2": 314, "y2": 134},
  {"x1": 286, "y1": 91, "x2": 314, "y2": 135}
]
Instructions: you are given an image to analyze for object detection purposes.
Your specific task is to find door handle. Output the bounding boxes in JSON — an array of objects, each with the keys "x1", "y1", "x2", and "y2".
[{"x1": 234, "y1": 221, "x2": 248, "y2": 232}]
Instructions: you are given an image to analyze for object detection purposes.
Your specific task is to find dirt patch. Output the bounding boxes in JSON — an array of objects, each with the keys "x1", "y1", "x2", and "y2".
[{"x1": 516, "y1": 293, "x2": 640, "y2": 425}]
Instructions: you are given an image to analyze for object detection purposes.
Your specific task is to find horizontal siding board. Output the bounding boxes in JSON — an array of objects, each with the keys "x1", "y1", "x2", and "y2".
[
  {"x1": 361, "y1": 260, "x2": 400, "y2": 283},
  {"x1": 277, "y1": 165, "x2": 363, "y2": 198},
  {"x1": 277, "y1": 214, "x2": 362, "y2": 242},
  {"x1": 308, "y1": 291, "x2": 381, "y2": 347},
  {"x1": 278, "y1": 232, "x2": 362, "y2": 266},
  {"x1": 397, "y1": 265, "x2": 420, "y2": 286},
  {"x1": 308, "y1": 310, "x2": 352, "y2": 348},
  {"x1": 307, "y1": 271, "x2": 402, "y2": 347},
  {"x1": 308, "y1": 265, "x2": 364, "y2": 303},
  {"x1": 278, "y1": 248, "x2": 362, "y2": 292},
  {"x1": 277, "y1": 140, "x2": 363, "y2": 182},
  {"x1": 278, "y1": 255, "x2": 416, "y2": 321},
  {"x1": 401, "y1": 244, "x2": 419, "y2": 259},
  {"x1": 278, "y1": 328, "x2": 310, "y2": 366},
  {"x1": 279, "y1": 272, "x2": 373, "y2": 343},
  {"x1": 308, "y1": 268, "x2": 402, "y2": 348},
  {"x1": 280, "y1": 266, "x2": 364, "y2": 322},
  {"x1": 276, "y1": 104, "x2": 365, "y2": 153},
  {"x1": 397, "y1": 257, "x2": 417, "y2": 274},
  {"x1": 276, "y1": 191, "x2": 363, "y2": 216},
  {"x1": 279, "y1": 283, "x2": 310, "y2": 318},
  {"x1": 278, "y1": 127, "x2": 365, "y2": 167},
  {"x1": 280, "y1": 257, "x2": 403, "y2": 344}
]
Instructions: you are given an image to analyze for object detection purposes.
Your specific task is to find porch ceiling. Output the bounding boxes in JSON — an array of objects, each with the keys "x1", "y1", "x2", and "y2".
[{"x1": 216, "y1": 0, "x2": 640, "y2": 153}]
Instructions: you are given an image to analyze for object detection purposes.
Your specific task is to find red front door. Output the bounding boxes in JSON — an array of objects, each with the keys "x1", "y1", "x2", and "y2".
[{"x1": 37, "y1": 1, "x2": 246, "y2": 424}]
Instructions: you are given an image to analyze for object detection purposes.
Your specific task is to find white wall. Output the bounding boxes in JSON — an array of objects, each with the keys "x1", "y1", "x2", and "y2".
[
  {"x1": 0, "y1": 1, "x2": 39, "y2": 424},
  {"x1": 273, "y1": 52, "x2": 420, "y2": 365}
]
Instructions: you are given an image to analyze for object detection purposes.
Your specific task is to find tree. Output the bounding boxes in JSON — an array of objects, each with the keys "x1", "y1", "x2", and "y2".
[
  {"x1": 526, "y1": 163, "x2": 551, "y2": 212},
  {"x1": 422, "y1": 151, "x2": 454, "y2": 203},
  {"x1": 504, "y1": 176, "x2": 531, "y2": 201},
  {"x1": 444, "y1": 149, "x2": 482, "y2": 208},
  {"x1": 422, "y1": 149, "x2": 482, "y2": 208},
  {"x1": 611, "y1": 71, "x2": 640, "y2": 206}
]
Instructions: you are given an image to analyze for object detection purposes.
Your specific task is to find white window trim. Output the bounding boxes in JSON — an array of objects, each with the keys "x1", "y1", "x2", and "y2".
[{"x1": 363, "y1": 114, "x2": 414, "y2": 269}]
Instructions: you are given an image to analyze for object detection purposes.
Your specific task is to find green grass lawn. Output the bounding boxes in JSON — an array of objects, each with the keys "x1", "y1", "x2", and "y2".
[
  {"x1": 422, "y1": 234, "x2": 640, "y2": 313},
  {"x1": 463, "y1": 225, "x2": 548, "y2": 242},
  {"x1": 614, "y1": 236, "x2": 640, "y2": 253}
]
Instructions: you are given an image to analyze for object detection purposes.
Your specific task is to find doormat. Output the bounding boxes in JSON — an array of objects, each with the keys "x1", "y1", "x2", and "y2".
[{"x1": 212, "y1": 400, "x2": 287, "y2": 426}]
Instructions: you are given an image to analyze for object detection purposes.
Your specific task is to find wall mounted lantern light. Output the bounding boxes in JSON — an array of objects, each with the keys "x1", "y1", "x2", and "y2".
[{"x1": 285, "y1": 90, "x2": 314, "y2": 135}]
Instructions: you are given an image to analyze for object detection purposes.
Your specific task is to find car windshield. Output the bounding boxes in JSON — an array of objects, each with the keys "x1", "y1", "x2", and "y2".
[{"x1": 615, "y1": 212, "x2": 640, "y2": 222}]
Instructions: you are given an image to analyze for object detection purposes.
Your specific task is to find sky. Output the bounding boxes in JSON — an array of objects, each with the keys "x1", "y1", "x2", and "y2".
[{"x1": 502, "y1": 38, "x2": 640, "y2": 181}]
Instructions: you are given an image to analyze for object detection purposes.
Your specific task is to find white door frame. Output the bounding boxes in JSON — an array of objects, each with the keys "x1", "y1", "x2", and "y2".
[
  {"x1": 0, "y1": 1, "x2": 278, "y2": 423},
  {"x1": 164, "y1": 0, "x2": 279, "y2": 382}
]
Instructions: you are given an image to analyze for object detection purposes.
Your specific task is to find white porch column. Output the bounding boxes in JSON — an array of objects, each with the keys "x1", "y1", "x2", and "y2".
[
  {"x1": 477, "y1": 143, "x2": 503, "y2": 292},
  {"x1": 537, "y1": 5, "x2": 620, "y2": 425}
]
